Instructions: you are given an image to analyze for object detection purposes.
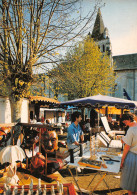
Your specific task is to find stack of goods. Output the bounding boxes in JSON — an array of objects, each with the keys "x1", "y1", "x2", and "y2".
[{"x1": 78, "y1": 157, "x2": 102, "y2": 169}]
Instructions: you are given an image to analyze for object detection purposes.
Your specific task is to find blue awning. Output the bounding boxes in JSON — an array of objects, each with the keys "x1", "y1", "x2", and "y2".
[{"x1": 58, "y1": 95, "x2": 137, "y2": 109}]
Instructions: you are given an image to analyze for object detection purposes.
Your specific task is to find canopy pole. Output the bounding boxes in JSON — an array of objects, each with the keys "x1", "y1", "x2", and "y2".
[
  {"x1": 105, "y1": 107, "x2": 108, "y2": 117},
  {"x1": 45, "y1": 152, "x2": 47, "y2": 176},
  {"x1": 81, "y1": 107, "x2": 85, "y2": 121},
  {"x1": 13, "y1": 128, "x2": 14, "y2": 146},
  {"x1": 39, "y1": 128, "x2": 41, "y2": 153},
  {"x1": 121, "y1": 108, "x2": 124, "y2": 117},
  {"x1": 98, "y1": 109, "x2": 100, "y2": 133},
  {"x1": 120, "y1": 108, "x2": 124, "y2": 130}
]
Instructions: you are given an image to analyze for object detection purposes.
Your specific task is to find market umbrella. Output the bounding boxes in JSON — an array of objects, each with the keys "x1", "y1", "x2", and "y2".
[
  {"x1": 58, "y1": 94, "x2": 137, "y2": 109},
  {"x1": 0, "y1": 145, "x2": 25, "y2": 165}
]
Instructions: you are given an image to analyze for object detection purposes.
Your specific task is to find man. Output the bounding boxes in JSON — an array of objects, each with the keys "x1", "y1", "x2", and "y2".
[{"x1": 67, "y1": 112, "x2": 84, "y2": 149}]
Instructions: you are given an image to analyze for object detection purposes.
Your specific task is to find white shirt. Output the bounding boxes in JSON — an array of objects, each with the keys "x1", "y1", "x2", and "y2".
[{"x1": 122, "y1": 126, "x2": 137, "y2": 154}]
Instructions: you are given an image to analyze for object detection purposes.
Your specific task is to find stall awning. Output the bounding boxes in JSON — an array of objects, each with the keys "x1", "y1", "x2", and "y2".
[
  {"x1": 58, "y1": 94, "x2": 137, "y2": 109},
  {"x1": 29, "y1": 96, "x2": 59, "y2": 104}
]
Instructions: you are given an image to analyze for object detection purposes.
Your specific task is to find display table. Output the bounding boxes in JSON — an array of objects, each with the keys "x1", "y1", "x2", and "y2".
[{"x1": 66, "y1": 147, "x2": 122, "y2": 195}]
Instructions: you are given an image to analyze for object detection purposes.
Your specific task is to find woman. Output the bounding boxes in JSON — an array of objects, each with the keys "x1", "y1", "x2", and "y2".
[{"x1": 120, "y1": 113, "x2": 137, "y2": 195}]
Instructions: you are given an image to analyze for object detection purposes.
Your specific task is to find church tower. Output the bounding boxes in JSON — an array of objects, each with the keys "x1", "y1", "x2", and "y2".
[{"x1": 90, "y1": 9, "x2": 112, "y2": 64}]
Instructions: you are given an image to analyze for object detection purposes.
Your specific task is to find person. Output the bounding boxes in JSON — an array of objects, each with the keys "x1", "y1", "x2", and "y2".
[
  {"x1": 120, "y1": 113, "x2": 137, "y2": 195},
  {"x1": 67, "y1": 111, "x2": 84, "y2": 149},
  {"x1": 84, "y1": 118, "x2": 91, "y2": 132},
  {"x1": 90, "y1": 108, "x2": 98, "y2": 128},
  {"x1": 41, "y1": 115, "x2": 45, "y2": 123},
  {"x1": 46, "y1": 119, "x2": 51, "y2": 125},
  {"x1": 66, "y1": 112, "x2": 70, "y2": 121},
  {"x1": 36, "y1": 118, "x2": 43, "y2": 124},
  {"x1": 120, "y1": 113, "x2": 134, "y2": 135}
]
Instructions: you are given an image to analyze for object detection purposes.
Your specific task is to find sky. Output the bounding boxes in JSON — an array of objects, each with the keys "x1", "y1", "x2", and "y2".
[
  {"x1": 81, "y1": 0, "x2": 137, "y2": 56},
  {"x1": 37, "y1": 0, "x2": 137, "y2": 73}
]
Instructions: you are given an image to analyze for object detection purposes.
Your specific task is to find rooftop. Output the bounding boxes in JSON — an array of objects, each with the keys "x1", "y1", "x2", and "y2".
[
  {"x1": 113, "y1": 53, "x2": 137, "y2": 71},
  {"x1": 28, "y1": 96, "x2": 60, "y2": 104}
]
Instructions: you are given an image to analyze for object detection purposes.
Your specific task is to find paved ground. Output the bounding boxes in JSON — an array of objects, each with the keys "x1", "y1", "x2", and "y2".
[
  {"x1": 58, "y1": 132, "x2": 128, "y2": 194},
  {"x1": 59, "y1": 166, "x2": 128, "y2": 195}
]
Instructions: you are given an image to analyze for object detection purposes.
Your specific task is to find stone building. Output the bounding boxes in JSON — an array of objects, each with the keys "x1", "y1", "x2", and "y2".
[
  {"x1": 90, "y1": 8, "x2": 113, "y2": 65},
  {"x1": 0, "y1": 96, "x2": 62, "y2": 124},
  {"x1": 113, "y1": 54, "x2": 137, "y2": 100},
  {"x1": 91, "y1": 8, "x2": 137, "y2": 101}
]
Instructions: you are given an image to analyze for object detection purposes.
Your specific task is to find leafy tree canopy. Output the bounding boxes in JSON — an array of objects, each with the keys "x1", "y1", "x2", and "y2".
[{"x1": 49, "y1": 38, "x2": 116, "y2": 100}]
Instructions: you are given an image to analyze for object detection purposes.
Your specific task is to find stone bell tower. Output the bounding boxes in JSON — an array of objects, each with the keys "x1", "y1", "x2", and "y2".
[{"x1": 90, "y1": 8, "x2": 113, "y2": 65}]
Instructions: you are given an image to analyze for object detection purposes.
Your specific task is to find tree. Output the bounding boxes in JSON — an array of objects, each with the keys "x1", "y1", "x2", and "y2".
[
  {"x1": 0, "y1": 0, "x2": 101, "y2": 142},
  {"x1": 29, "y1": 73, "x2": 54, "y2": 98},
  {"x1": 49, "y1": 38, "x2": 116, "y2": 100}
]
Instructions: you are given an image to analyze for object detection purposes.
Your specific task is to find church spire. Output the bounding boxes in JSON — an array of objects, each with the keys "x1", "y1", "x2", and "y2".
[{"x1": 91, "y1": 8, "x2": 105, "y2": 40}]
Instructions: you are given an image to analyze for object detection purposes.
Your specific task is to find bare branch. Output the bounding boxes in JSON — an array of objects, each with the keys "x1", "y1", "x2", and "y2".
[{"x1": 0, "y1": 0, "x2": 103, "y2": 101}]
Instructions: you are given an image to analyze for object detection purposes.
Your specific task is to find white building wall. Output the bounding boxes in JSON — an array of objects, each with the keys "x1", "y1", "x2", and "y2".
[
  {"x1": 0, "y1": 98, "x2": 6, "y2": 123},
  {"x1": 5, "y1": 98, "x2": 11, "y2": 123},
  {"x1": 40, "y1": 108, "x2": 65, "y2": 124},
  {"x1": 21, "y1": 99, "x2": 29, "y2": 123},
  {"x1": 46, "y1": 112, "x2": 55, "y2": 123},
  {"x1": 0, "y1": 97, "x2": 29, "y2": 123}
]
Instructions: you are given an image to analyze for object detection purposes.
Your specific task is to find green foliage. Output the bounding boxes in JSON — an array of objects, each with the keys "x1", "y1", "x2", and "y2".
[
  {"x1": 29, "y1": 73, "x2": 50, "y2": 97},
  {"x1": 50, "y1": 38, "x2": 116, "y2": 99}
]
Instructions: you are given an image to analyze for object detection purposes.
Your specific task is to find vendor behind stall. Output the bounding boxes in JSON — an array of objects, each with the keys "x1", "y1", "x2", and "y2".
[{"x1": 67, "y1": 112, "x2": 84, "y2": 150}]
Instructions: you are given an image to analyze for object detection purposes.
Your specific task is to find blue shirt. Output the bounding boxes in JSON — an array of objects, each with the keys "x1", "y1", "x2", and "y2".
[{"x1": 67, "y1": 122, "x2": 83, "y2": 144}]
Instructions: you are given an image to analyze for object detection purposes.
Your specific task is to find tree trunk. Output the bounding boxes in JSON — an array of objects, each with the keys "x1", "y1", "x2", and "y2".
[{"x1": 9, "y1": 97, "x2": 23, "y2": 145}]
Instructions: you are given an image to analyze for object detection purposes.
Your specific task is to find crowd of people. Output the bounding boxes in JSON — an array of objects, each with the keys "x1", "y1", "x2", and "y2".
[
  {"x1": 1, "y1": 108, "x2": 137, "y2": 193},
  {"x1": 17, "y1": 109, "x2": 137, "y2": 194},
  {"x1": 67, "y1": 111, "x2": 137, "y2": 195}
]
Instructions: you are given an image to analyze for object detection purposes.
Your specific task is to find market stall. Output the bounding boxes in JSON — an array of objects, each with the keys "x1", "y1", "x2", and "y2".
[
  {"x1": 56, "y1": 94, "x2": 137, "y2": 133},
  {"x1": 57, "y1": 94, "x2": 137, "y2": 109}
]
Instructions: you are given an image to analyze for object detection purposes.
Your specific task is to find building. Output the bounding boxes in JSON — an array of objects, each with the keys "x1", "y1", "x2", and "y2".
[
  {"x1": 90, "y1": 8, "x2": 113, "y2": 65},
  {"x1": 27, "y1": 9, "x2": 137, "y2": 103},
  {"x1": 40, "y1": 108, "x2": 65, "y2": 124},
  {"x1": 0, "y1": 96, "x2": 29, "y2": 123},
  {"x1": 0, "y1": 96, "x2": 63, "y2": 124},
  {"x1": 90, "y1": 9, "x2": 137, "y2": 101},
  {"x1": 113, "y1": 54, "x2": 137, "y2": 100},
  {"x1": 29, "y1": 96, "x2": 65, "y2": 123}
]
